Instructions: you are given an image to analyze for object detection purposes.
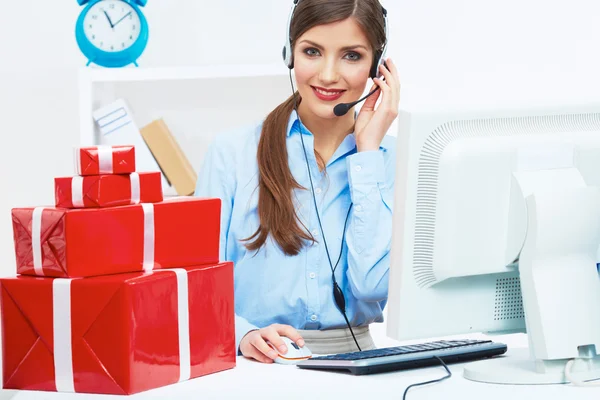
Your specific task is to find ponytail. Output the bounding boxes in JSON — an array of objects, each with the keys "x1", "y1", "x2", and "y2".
[{"x1": 241, "y1": 93, "x2": 315, "y2": 256}]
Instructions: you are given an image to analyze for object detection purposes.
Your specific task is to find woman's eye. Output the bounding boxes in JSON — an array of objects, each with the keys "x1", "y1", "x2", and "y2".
[
  {"x1": 344, "y1": 52, "x2": 361, "y2": 61},
  {"x1": 304, "y1": 48, "x2": 320, "y2": 57}
]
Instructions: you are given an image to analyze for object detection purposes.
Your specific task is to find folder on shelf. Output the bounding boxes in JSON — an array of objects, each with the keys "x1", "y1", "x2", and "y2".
[{"x1": 140, "y1": 119, "x2": 197, "y2": 196}]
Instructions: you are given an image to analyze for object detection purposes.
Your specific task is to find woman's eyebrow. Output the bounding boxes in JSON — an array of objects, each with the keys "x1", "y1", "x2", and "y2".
[
  {"x1": 298, "y1": 39, "x2": 368, "y2": 52},
  {"x1": 340, "y1": 44, "x2": 368, "y2": 52},
  {"x1": 298, "y1": 39, "x2": 324, "y2": 49}
]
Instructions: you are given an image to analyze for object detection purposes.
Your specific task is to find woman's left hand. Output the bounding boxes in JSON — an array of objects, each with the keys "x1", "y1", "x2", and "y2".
[{"x1": 354, "y1": 58, "x2": 401, "y2": 152}]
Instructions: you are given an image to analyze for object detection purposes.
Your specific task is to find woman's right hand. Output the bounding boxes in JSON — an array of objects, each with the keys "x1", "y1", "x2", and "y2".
[{"x1": 239, "y1": 323, "x2": 305, "y2": 363}]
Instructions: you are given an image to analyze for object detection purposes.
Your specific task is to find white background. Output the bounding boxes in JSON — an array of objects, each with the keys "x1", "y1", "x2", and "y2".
[{"x1": 0, "y1": 0, "x2": 599, "y2": 303}]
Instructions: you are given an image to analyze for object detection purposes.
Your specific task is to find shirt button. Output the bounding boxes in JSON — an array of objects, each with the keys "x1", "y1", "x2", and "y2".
[
  {"x1": 355, "y1": 205, "x2": 363, "y2": 212},
  {"x1": 309, "y1": 272, "x2": 316, "y2": 279},
  {"x1": 315, "y1": 187, "x2": 322, "y2": 194},
  {"x1": 310, "y1": 314, "x2": 318, "y2": 321},
  {"x1": 355, "y1": 165, "x2": 362, "y2": 172},
  {"x1": 311, "y1": 229, "x2": 319, "y2": 237}
]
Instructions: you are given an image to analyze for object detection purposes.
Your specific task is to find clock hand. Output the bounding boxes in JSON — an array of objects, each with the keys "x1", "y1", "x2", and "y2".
[
  {"x1": 113, "y1": 11, "x2": 132, "y2": 27},
  {"x1": 103, "y1": 10, "x2": 114, "y2": 28}
]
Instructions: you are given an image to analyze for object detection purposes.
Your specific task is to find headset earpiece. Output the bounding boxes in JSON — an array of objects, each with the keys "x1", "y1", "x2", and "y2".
[
  {"x1": 282, "y1": 0, "x2": 299, "y2": 69},
  {"x1": 370, "y1": 50, "x2": 385, "y2": 79},
  {"x1": 282, "y1": 46, "x2": 293, "y2": 69}
]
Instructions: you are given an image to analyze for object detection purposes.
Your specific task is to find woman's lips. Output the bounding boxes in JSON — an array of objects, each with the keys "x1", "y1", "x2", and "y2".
[{"x1": 311, "y1": 86, "x2": 345, "y2": 102}]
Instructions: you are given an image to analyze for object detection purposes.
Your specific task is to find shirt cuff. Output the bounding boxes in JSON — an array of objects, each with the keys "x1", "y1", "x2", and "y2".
[
  {"x1": 347, "y1": 150, "x2": 386, "y2": 186},
  {"x1": 235, "y1": 315, "x2": 259, "y2": 356}
]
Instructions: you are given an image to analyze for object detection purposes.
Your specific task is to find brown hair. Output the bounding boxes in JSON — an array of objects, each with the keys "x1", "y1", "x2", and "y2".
[{"x1": 242, "y1": 0, "x2": 387, "y2": 256}]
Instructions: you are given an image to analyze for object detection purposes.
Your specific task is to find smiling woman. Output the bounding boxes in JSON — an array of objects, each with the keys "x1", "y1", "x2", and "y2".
[{"x1": 195, "y1": 0, "x2": 401, "y2": 364}]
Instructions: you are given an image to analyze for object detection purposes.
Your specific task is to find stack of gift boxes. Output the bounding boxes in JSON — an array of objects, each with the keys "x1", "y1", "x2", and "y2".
[{"x1": 1, "y1": 145, "x2": 236, "y2": 395}]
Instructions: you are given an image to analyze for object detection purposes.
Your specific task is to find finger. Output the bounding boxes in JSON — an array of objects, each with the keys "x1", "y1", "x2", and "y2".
[
  {"x1": 246, "y1": 345, "x2": 274, "y2": 364},
  {"x1": 360, "y1": 83, "x2": 382, "y2": 112},
  {"x1": 385, "y1": 58, "x2": 400, "y2": 85},
  {"x1": 251, "y1": 335, "x2": 279, "y2": 360},
  {"x1": 274, "y1": 324, "x2": 306, "y2": 348},
  {"x1": 378, "y1": 59, "x2": 394, "y2": 82},
  {"x1": 372, "y1": 78, "x2": 397, "y2": 119},
  {"x1": 383, "y1": 58, "x2": 401, "y2": 105},
  {"x1": 378, "y1": 63, "x2": 396, "y2": 92},
  {"x1": 378, "y1": 61, "x2": 399, "y2": 106},
  {"x1": 262, "y1": 327, "x2": 288, "y2": 354},
  {"x1": 373, "y1": 77, "x2": 391, "y2": 103}
]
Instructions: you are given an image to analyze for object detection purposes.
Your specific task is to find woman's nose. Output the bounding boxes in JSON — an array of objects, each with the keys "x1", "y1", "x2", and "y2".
[{"x1": 319, "y1": 58, "x2": 340, "y2": 84}]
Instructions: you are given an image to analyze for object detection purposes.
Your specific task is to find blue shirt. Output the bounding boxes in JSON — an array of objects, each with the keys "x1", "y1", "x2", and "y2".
[{"x1": 194, "y1": 110, "x2": 396, "y2": 351}]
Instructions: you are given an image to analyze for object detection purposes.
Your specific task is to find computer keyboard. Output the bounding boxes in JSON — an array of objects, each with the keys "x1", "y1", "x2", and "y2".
[{"x1": 296, "y1": 339, "x2": 507, "y2": 375}]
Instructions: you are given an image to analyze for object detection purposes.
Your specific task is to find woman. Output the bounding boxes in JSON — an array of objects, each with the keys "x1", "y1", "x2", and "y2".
[{"x1": 195, "y1": 0, "x2": 400, "y2": 363}]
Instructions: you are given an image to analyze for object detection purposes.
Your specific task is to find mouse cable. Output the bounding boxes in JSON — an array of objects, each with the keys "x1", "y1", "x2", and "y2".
[
  {"x1": 288, "y1": 70, "x2": 362, "y2": 352},
  {"x1": 402, "y1": 356, "x2": 452, "y2": 400}
]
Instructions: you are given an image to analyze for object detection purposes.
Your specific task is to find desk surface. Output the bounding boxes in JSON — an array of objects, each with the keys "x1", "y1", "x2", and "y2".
[{"x1": 2, "y1": 333, "x2": 598, "y2": 400}]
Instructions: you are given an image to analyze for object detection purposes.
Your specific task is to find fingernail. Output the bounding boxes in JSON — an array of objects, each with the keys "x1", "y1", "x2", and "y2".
[
  {"x1": 267, "y1": 350, "x2": 277, "y2": 358},
  {"x1": 298, "y1": 339, "x2": 305, "y2": 347},
  {"x1": 278, "y1": 345, "x2": 288, "y2": 354}
]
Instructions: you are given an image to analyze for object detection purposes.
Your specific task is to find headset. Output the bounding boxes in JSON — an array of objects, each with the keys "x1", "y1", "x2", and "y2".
[
  {"x1": 283, "y1": 0, "x2": 389, "y2": 117},
  {"x1": 283, "y1": 0, "x2": 389, "y2": 352}
]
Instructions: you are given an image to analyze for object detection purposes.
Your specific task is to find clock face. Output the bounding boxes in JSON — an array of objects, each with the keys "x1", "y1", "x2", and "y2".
[{"x1": 83, "y1": 0, "x2": 142, "y2": 52}]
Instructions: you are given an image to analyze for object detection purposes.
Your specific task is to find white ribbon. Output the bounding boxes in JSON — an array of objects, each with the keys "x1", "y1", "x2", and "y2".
[
  {"x1": 130, "y1": 173, "x2": 141, "y2": 204},
  {"x1": 74, "y1": 147, "x2": 82, "y2": 175},
  {"x1": 97, "y1": 145, "x2": 114, "y2": 174},
  {"x1": 53, "y1": 279, "x2": 75, "y2": 393},
  {"x1": 171, "y1": 269, "x2": 191, "y2": 382},
  {"x1": 142, "y1": 204, "x2": 155, "y2": 272},
  {"x1": 32, "y1": 207, "x2": 45, "y2": 276},
  {"x1": 71, "y1": 177, "x2": 84, "y2": 208}
]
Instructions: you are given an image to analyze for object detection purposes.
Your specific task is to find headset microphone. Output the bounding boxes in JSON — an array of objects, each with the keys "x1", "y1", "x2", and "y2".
[{"x1": 333, "y1": 85, "x2": 381, "y2": 117}]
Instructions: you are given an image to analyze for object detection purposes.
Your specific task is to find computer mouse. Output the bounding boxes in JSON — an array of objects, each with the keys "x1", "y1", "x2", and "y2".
[{"x1": 267, "y1": 336, "x2": 312, "y2": 365}]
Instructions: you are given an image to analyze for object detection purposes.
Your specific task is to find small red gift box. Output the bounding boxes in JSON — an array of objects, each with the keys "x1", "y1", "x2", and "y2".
[
  {"x1": 1, "y1": 263, "x2": 236, "y2": 395},
  {"x1": 75, "y1": 145, "x2": 136, "y2": 176},
  {"x1": 12, "y1": 197, "x2": 220, "y2": 278},
  {"x1": 54, "y1": 172, "x2": 163, "y2": 208}
]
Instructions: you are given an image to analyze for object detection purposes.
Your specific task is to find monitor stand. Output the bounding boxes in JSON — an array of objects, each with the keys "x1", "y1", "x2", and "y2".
[{"x1": 464, "y1": 168, "x2": 600, "y2": 384}]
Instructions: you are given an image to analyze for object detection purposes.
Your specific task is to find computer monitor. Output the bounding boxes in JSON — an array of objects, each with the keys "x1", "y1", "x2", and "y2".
[{"x1": 386, "y1": 102, "x2": 600, "y2": 385}]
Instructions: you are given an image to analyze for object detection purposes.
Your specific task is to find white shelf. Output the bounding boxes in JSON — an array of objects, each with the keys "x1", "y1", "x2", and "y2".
[
  {"x1": 81, "y1": 63, "x2": 288, "y2": 83},
  {"x1": 78, "y1": 64, "x2": 292, "y2": 197}
]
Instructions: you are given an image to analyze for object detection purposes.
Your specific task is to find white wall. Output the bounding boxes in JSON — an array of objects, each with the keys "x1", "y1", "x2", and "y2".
[{"x1": 1, "y1": 0, "x2": 599, "y2": 280}]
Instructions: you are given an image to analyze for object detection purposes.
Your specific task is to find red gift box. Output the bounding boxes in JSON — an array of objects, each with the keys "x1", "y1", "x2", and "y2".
[
  {"x1": 75, "y1": 145, "x2": 136, "y2": 176},
  {"x1": 54, "y1": 172, "x2": 163, "y2": 208},
  {"x1": 1, "y1": 262, "x2": 236, "y2": 395},
  {"x1": 12, "y1": 197, "x2": 220, "y2": 278}
]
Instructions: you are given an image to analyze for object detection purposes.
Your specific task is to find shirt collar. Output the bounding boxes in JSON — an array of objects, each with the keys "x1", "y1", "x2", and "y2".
[
  {"x1": 286, "y1": 109, "x2": 300, "y2": 137},
  {"x1": 285, "y1": 109, "x2": 389, "y2": 151}
]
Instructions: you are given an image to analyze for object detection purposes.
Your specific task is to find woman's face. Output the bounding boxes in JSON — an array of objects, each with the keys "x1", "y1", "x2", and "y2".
[{"x1": 293, "y1": 17, "x2": 373, "y2": 120}]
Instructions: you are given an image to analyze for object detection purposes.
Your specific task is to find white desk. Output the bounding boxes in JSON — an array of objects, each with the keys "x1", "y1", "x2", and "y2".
[{"x1": 2, "y1": 333, "x2": 598, "y2": 400}]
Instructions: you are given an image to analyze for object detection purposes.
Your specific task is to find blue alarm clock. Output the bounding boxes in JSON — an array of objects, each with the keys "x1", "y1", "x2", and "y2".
[{"x1": 75, "y1": 0, "x2": 149, "y2": 68}]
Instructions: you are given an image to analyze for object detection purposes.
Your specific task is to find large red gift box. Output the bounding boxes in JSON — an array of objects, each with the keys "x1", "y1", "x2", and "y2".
[
  {"x1": 12, "y1": 197, "x2": 220, "y2": 278},
  {"x1": 1, "y1": 262, "x2": 236, "y2": 395},
  {"x1": 54, "y1": 172, "x2": 163, "y2": 208},
  {"x1": 75, "y1": 145, "x2": 136, "y2": 176}
]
